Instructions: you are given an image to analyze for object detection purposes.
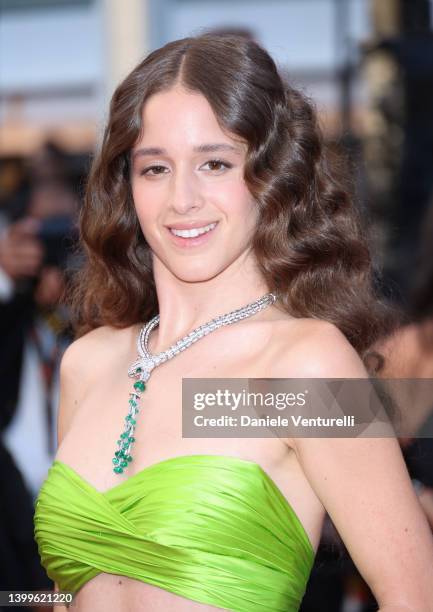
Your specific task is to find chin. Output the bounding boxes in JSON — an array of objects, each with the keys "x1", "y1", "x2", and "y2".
[
  {"x1": 170, "y1": 264, "x2": 225, "y2": 284},
  {"x1": 152, "y1": 249, "x2": 239, "y2": 283}
]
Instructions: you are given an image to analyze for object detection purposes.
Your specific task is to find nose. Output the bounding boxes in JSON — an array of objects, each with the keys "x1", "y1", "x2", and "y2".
[{"x1": 168, "y1": 165, "x2": 204, "y2": 215}]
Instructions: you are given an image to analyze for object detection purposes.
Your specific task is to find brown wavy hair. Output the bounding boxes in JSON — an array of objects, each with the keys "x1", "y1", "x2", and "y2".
[{"x1": 66, "y1": 32, "x2": 399, "y2": 373}]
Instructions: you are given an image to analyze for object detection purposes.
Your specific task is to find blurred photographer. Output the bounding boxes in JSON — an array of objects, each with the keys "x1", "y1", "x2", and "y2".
[{"x1": 0, "y1": 142, "x2": 79, "y2": 598}]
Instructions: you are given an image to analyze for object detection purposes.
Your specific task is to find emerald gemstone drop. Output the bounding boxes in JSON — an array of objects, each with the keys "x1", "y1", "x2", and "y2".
[{"x1": 113, "y1": 369, "x2": 146, "y2": 475}]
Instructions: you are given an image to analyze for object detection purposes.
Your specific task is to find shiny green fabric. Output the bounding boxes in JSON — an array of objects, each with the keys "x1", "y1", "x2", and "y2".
[{"x1": 34, "y1": 454, "x2": 314, "y2": 611}]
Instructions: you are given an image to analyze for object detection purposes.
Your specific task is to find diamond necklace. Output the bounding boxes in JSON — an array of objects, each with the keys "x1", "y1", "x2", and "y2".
[{"x1": 111, "y1": 291, "x2": 277, "y2": 474}]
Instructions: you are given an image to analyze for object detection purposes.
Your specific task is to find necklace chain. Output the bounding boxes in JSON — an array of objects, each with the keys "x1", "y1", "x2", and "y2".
[{"x1": 111, "y1": 291, "x2": 277, "y2": 474}]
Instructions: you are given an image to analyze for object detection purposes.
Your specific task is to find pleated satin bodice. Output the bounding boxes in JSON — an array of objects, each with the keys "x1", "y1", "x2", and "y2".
[{"x1": 34, "y1": 454, "x2": 314, "y2": 611}]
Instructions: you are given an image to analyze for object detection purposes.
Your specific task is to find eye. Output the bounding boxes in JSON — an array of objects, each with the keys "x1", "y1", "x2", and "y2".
[
  {"x1": 202, "y1": 159, "x2": 233, "y2": 172},
  {"x1": 139, "y1": 165, "x2": 168, "y2": 176}
]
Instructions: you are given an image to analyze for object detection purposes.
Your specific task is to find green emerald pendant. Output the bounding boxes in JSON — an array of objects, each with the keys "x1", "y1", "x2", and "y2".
[{"x1": 111, "y1": 376, "x2": 146, "y2": 474}]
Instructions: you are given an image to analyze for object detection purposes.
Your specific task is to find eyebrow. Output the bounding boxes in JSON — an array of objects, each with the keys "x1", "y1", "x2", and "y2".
[{"x1": 131, "y1": 143, "x2": 243, "y2": 160}]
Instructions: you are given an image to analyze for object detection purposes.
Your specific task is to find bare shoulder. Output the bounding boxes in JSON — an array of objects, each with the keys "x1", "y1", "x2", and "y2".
[
  {"x1": 266, "y1": 317, "x2": 369, "y2": 452},
  {"x1": 60, "y1": 324, "x2": 130, "y2": 377},
  {"x1": 268, "y1": 317, "x2": 368, "y2": 378},
  {"x1": 57, "y1": 324, "x2": 135, "y2": 446},
  {"x1": 62, "y1": 325, "x2": 130, "y2": 370}
]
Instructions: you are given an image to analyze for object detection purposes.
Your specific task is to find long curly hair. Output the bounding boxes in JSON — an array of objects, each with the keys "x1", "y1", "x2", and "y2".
[{"x1": 66, "y1": 32, "x2": 398, "y2": 373}]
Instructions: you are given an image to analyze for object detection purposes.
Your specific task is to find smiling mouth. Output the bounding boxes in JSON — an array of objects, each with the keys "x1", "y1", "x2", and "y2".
[{"x1": 168, "y1": 222, "x2": 218, "y2": 238}]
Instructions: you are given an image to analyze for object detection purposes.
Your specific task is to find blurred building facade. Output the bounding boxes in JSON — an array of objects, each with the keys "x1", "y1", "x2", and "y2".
[{"x1": 0, "y1": 0, "x2": 373, "y2": 156}]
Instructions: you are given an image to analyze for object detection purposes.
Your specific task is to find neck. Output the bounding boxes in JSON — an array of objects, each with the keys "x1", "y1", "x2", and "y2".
[{"x1": 148, "y1": 252, "x2": 274, "y2": 354}]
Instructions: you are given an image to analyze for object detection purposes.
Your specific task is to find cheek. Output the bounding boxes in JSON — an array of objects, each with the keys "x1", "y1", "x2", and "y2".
[
  {"x1": 132, "y1": 185, "x2": 158, "y2": 228},
  {"x1": 225, "y1": 184, "x2": 258, "y2": 226}
]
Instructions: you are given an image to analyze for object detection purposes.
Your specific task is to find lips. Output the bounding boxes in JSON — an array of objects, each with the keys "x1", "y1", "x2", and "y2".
[
  {"x1": 165, "y1": 221, "x2": 219, "y2": 248},
  {"x1": 166, "y1": 220, "x2": 218, "y2": 230},
  {"x1": 170, "y1": 222, "x2": 217, "y2": 238}
]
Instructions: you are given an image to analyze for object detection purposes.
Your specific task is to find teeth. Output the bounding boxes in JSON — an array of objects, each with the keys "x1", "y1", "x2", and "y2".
[{"x1": 170, "y1": 222, "x2": 217, "y2": 238}]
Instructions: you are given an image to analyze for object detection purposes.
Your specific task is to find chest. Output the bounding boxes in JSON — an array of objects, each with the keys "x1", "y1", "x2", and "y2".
[{"x1": 56, "y1": 323, "x2": 281, "y2": 487}]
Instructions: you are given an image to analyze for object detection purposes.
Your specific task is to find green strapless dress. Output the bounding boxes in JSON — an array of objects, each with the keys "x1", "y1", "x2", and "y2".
[{"x1": 33, "y1": 454, "x2": 314, "y2": 611}]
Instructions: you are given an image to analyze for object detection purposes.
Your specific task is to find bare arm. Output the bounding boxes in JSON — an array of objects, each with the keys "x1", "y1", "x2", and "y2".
[
  {"x1": 56, "y1": 326, "x2": 110, "y2": 447},
  {"x1": 52, "y1": 344, "x2": 80, "y2": 611},
  {"x1": 53, "y1": 581, "x2": 68, "y2": 612},
  {"x1": 281, "y1": 322, "x2": 433, "y2": 611},
  {"x1": 48, "y1": 331, "x2": 104, "y2": 610},
  {"x1": 56, "y1": 337, "x2": 88, "y2": 447}
]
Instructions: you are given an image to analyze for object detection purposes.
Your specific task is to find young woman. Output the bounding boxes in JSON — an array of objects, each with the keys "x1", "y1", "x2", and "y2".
[{"x1": 34, "y1": 33, "x2": 433, "y2": 611}]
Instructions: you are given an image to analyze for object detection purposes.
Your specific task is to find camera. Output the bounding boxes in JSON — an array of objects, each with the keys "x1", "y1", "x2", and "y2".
[{"x1": 36, "y1": 214, "x2": 78, "y2": 269}]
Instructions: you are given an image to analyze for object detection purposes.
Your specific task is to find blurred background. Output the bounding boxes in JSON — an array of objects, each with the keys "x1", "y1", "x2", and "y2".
[{"x1": 1, "y1": 1, "x2": 433, "y2": 611}]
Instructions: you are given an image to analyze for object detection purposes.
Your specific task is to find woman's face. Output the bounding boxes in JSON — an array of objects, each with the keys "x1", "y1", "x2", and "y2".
[{"x1": 130, "y1": 85, "x2": 259, "y2": 283}]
